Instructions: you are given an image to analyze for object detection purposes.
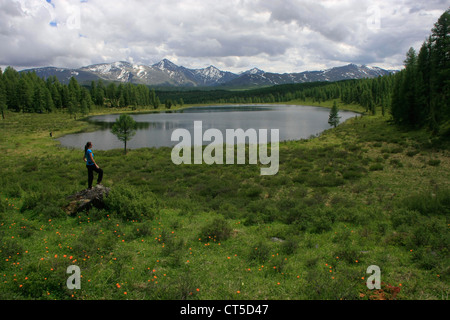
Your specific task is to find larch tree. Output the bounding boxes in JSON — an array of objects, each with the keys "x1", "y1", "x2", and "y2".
[{"x1": 111, "y1": 114, "x2": 137, "y2": 154}]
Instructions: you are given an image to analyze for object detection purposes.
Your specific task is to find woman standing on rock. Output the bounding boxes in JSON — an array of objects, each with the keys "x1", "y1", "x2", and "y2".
[{"x1": 83, "y1": 141, "x2": 103, "y2": 189}]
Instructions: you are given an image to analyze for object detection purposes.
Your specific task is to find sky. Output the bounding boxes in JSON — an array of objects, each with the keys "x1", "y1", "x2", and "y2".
[{"x1": 0, "y1": 0, "x2": 448, "y2": 73}]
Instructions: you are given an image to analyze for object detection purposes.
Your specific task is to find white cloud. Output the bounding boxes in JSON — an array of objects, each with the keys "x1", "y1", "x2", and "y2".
[{"x1": 0, "y1": 0, "x2": 447, "y2": 72}]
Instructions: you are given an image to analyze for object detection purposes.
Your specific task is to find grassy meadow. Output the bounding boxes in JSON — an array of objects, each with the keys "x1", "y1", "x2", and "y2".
[{"x1": 0, "y1": 101, "x2": 449, "y2": 300}]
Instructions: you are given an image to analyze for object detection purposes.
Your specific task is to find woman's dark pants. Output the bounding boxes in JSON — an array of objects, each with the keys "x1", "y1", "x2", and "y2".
[{"x1": 87, "y1": 165, "x2": 103, "y2": 188}]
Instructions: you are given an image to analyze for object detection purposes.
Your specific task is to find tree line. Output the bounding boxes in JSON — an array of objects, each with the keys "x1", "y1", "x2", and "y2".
[
  {"x1": 0, "y1": 68, "x2": 162, "y2": 119},
  {"x1": 0, "y1": 68, "x2": 93, "y2": 119},
  {"x1": 391, "y1": 9, "x2": 449, "y2": 133}
]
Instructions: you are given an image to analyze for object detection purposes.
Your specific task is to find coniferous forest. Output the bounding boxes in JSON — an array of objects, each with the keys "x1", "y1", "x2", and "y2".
[{"x1": 391, "y1": 9, "x2": 450, "y2": 133}]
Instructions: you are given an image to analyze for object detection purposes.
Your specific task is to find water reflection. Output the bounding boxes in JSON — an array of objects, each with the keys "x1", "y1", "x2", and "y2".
[{"x1": 58, "y1": 105, "x2": 358, "y2": 150}]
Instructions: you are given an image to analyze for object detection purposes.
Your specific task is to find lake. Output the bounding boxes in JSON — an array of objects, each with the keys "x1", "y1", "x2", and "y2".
[{"x1": 57, "y1": 104, "x2": 358, "y2": 150}]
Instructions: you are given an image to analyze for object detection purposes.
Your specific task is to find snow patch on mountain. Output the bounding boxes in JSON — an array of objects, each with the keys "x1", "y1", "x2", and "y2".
[{"x1": 22, "y1": 60, "x2": 397, "y2": 87}]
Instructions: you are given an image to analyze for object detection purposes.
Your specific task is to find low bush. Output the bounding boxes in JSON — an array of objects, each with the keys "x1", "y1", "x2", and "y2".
[
  {"x1": 105, "y1": 184, "x2": 159, "y2": 221},
  {"x1": 199, "y1": 215, "x2": 232, "y2": 242},
  {"x1": 428, "y1": 159, "x2": 441, "y2": 167},
  {"x1": 403, "y1": 188, "x2": 450, "y2": 216},
  {"x1": 369, "y1": 163, "x2": 384, "y2": 171},
  {"x1": 247, "y1": 240, "x2": 270, "y2": 263}
]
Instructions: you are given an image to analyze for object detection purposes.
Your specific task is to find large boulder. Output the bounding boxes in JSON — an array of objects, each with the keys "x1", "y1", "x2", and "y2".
[{"x1": 65, "y1": 185, "x2": 110, "y2": 215}]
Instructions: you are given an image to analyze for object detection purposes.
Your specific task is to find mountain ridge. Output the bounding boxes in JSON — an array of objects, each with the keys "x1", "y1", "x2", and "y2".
[{"x1": 20, "y1": 60, "x2": 397, "y2": 88}]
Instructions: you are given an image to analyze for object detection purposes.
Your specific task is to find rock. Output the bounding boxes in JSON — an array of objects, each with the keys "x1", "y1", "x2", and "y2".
[{"x1": 65, "y1": 185, "x2": 110, "y2": 215}]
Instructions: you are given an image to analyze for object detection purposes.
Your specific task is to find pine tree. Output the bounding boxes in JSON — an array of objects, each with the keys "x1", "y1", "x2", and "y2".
[
  {"x1": 44, "y1": 86, "x2": 54, "y2": 113},
  {"x1": 328, "y1": 101, "x2": 340, "y2": 128},
  {"x1": 430, "y1": 9, "x2": 450, "y2": 126},
  {"x1": 18, "y1": 76, "x2": 34, "y2": 113},
  {"x1": 0, "y1": 71, "x2": 6, "y2": 119}
]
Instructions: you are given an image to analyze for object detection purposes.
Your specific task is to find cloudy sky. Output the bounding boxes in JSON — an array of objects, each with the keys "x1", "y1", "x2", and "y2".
[{"x1": 0, "y1": 0, "x2": 448, "y2": 73}]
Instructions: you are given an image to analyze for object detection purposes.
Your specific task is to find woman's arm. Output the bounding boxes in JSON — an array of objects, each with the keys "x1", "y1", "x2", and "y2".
[{"x1": 89, "y1": 152, "x2": 99, "y2": 168}]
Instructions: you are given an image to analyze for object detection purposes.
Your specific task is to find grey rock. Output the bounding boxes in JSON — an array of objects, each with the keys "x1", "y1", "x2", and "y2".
[{"x1": 65, "y1": 185, "x2": 110, "y2": 215}]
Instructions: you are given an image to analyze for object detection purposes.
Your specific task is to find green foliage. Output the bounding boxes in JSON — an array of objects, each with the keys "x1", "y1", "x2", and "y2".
[
  {"x1": 104, "y1": 184, "x2": 159, "y2": 221},
  {"x1": 0, "y1": 68, "x2": 164, "y2": 115},
  {"x1": 328, "y1": 101, "x2": 340, "y2": 128},
  {"x1": 402, "y1": 188, "x2": 450, "y2": 216},
  {"x1": 247, "y1": 240, "x2": 271, "y2": 263},
  {"x1": 111, "y1": 114, "x2": 137, "y2": 154},
  {"x1": 199, "y1": 215, "x2": 232, "y2": 242},
  {"x1": 391, "y1": 9, "x2": 450, "y2": 131}
]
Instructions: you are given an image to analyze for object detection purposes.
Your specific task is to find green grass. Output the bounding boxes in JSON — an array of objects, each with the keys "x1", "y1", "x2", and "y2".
[{"x1": 0, "y1": 104, "x2": 449, "y2": 300}]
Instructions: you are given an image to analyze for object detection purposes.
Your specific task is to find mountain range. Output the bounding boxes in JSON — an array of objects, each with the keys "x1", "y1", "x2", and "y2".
[{"x1": 21, "y1": 59, "x2": 396, "y2": 88}]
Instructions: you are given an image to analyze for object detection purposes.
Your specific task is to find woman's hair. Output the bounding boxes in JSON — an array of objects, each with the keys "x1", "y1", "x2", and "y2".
[{"x1": 84, "y1": 142, "x2": 92, "y2": 155}]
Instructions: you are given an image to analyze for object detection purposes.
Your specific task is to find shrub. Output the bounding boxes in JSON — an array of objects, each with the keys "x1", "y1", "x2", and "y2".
[
  {"x1": 105, "y1": 184, "x2": 159, "y2": 221},
  {"x1": 342, "y1": 166, "x2": 366, "y2": 180},
  {"x1": 299, "y1": 268, "x2": 361, "y2": 300},
  {"x1": 390, "y1": 208, "x2": 420, "y2": 230},
  {"x1": 411, "y1": 247, "x2": 446, "y2": 270},
  {"x1": 247, "y1": 240, "x2": 270, "y2": 263},
  {"x1": 410, "y1": 216, "x2": 448, "y2": 250},
  {"x1": 403, "y1": 189, "x2": 450, "y2": 216},
  {"x1": 20, "y1": 191, "x2": 65, "y2": 220},
  {"x1": 306, "y1": 174, "x2": 345, "y2": 187},
  {"x1": 199, "y1": 215, "x2": 232, "y2": 242},
  {"x1": 428, "y1": 159, "x2": 441, "y2": 166},
  {"x1": 369, "y1": 163, "x2": 384, "y2": 171},
  {"x1": 389, "y1": 159, "x2": 403, "y2": 168},
  {"x1": 406, "y1": 150, "x2": 419, "y2": 157}
]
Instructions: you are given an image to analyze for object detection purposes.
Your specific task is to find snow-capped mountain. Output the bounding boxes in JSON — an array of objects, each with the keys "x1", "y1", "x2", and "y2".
[
  {"x1": 224, "y1": 64, "x2": 395, "y2": 87},
  {"x1": 21, "y1": 60, "x2": 396, "y2": 87}
]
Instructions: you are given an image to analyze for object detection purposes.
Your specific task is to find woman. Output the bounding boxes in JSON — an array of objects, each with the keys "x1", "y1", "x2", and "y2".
[{"x1": 83, "y1": 142, "x2": 103, "y2": 189}]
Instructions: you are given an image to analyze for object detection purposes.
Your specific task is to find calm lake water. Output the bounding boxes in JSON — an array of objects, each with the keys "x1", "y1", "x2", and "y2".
[{"x1": 57, "y1": 105, "x2": 358, "y2": 150}]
